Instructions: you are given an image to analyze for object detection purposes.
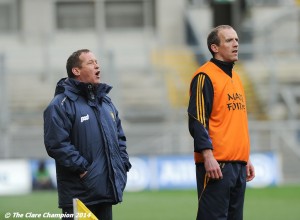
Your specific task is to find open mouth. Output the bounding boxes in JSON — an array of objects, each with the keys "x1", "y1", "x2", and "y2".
[
  {"x1": 232, "y1": 50, "x2": 238, "y2": 56},
  {"x1": 95, "y1": 71, "x2": 100, "y2": 77}
]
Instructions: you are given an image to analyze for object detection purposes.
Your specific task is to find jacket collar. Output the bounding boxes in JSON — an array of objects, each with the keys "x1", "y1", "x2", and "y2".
[{"x1": 54, "y1": 77, "x2": 112, "y2": 102}]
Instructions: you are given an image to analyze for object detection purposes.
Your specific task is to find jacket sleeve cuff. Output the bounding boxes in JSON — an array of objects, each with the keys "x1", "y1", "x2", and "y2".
[
  {"x1": 194, "y1": 142, "x2": 213, "y2": 153},
  {"x1": 76, "y1": 159, "x2": 89, "y2": 174},
  {"x1": 124, "y1": 161, "x2": 132, "y2": 172}
]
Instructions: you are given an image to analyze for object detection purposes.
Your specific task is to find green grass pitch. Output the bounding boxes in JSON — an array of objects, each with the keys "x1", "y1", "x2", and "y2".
[{"x1": 1, "y1": 185, "x2": 300, "y2": 220}]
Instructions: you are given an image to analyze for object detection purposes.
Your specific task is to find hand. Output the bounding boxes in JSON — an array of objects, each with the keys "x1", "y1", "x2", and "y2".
[
  {"x1": 202, "y1": 149, "x2": 223, "y2": 179},
  {"x1": 79, "y1": 171, "x2": 87, "y2": 179},
  {"x1": 246, "y1": 159, "x2": 255, "y2": 182}
]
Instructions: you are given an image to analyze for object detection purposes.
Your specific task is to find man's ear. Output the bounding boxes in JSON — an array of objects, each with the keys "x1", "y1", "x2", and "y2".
[
  {"x1": 72, "y1": 67, "x2": 80, "y2": 76},
  {"x1": 211, "y1": 44, "x2": 219, "y2": 53}
]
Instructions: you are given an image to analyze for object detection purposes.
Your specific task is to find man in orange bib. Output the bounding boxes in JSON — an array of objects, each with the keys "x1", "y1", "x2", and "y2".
[{"x1": 188, "y1": 25, "x2": 255, "y2": 220}]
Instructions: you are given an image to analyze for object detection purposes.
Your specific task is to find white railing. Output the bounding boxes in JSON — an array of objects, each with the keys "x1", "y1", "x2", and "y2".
[
  {"x1": 249, "y1": 120, "x2": 300, "y2": 156},
  {"x1": 246, "y1": 0, "x2": 294, "y2": 6}
]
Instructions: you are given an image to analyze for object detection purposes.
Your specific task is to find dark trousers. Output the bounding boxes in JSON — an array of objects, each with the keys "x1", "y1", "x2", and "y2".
[
  {"x1": 196, "y1": 163, "x2": 246, "y2": 220},
  {"x1": 62, "y1": 203, "x2": 112, "y2": 220}
]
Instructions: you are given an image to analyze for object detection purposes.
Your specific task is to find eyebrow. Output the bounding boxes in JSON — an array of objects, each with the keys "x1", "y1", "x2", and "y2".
[
  {"x1": 87, "y1": 59, "x2": 98, "y2": 63},
  {"x1": 226, "y1": 37, "x2": 239, "y2": 42}
]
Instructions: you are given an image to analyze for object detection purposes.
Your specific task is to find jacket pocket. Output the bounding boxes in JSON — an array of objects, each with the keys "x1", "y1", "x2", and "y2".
[{"x1": 80, "y1": 160, "x2": 111, "y2": 198}]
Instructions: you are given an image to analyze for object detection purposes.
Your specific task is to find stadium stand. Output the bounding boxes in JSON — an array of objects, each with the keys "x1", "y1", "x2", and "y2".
[{"x1": 1, "y1": 0, "x2": 300, "y2": 184}]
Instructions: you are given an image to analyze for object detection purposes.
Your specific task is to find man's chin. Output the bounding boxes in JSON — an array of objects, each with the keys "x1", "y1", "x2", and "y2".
[
  {"x1": 232, "y1": 57, "x2": 238, "y2": 62},
  {"x1": 93, "y1": 79, "x2": 101, "y2": 84}
]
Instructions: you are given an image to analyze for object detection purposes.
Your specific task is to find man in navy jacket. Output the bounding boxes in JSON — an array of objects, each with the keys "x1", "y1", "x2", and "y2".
[{"x1": 44, "y1": 49, "x2": 131, "y2": 220}]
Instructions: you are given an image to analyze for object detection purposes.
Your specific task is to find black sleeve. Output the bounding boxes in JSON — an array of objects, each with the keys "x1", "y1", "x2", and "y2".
[{"x1": 187, "y1": 73, "x2": 214, "y2": 152}]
